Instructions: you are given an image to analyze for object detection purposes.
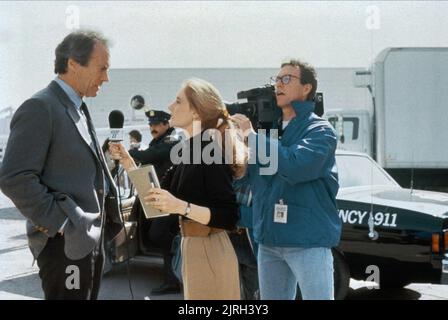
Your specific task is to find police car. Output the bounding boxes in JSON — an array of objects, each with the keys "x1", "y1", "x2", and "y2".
[
  {"x1": 333, "y1": 150, "x2": 448, "y2": 299},
  {"x1": 107, "y1": 150, "x2": 448, "y2": 300}
]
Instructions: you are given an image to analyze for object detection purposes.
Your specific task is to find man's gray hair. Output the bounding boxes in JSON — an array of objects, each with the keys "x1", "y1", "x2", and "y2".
[{"x1": 54, "y1": 30, "x2": 109, "y2": 74}]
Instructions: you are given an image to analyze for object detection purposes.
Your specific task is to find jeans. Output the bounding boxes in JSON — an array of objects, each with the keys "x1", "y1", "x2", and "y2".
[{"x1": 258, "y1": 245, "x2": 334, "y2": 300}]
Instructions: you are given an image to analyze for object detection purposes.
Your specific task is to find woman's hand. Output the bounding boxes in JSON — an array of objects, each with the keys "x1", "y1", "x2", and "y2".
[
  {"x1": 144, "y1": 188, "x2": 187, "y2": 215},
  {"x1": 108, "y1": 142, "x2": 137, "y2": 171},
  {"x1": 230, "y1": 113, "x2": 256, "y2": 137}
]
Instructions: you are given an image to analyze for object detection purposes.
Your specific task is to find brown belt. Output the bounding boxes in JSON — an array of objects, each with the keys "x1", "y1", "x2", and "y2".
[{"x1": 179, "y1": 218, "x2": 224, "y2": 237}]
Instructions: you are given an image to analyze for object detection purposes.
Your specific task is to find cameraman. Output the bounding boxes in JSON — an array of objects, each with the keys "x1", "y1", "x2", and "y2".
[{"x1": 232, "y1": 59, "x2": 341, "y2": 300}]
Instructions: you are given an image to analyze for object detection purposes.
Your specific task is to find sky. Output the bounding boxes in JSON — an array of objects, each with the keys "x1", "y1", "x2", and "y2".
[{"x1": 1, "y1": 1, "x2": 448, "y2": 108}]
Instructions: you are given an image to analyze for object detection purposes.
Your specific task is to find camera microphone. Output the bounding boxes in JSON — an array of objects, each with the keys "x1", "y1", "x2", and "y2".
[{"x1": 108, "y1": 110, "x2": 124, "y2": 142}]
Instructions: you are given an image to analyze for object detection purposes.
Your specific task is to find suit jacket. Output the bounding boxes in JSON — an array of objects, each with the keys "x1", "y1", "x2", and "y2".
[{"x1": 0, "y1": 81, "x2": 123, "y2": 260}]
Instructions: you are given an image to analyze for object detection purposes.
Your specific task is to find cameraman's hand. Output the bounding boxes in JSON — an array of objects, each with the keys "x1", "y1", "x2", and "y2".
[
  {"x1": 108, "y1": 142, "x2": 137, "y2": 171},
  {"x1": 231, "y1": 114, "x2": 256, "y2": 138}
]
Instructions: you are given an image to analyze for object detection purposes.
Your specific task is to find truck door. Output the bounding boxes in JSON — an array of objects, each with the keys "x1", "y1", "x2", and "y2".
[{"x1": 328, "y1": 116, "x2": 365, "y2": 153}]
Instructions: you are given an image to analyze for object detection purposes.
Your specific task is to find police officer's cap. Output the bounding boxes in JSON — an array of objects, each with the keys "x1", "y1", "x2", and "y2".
[{"x1": 145, "y1": 110, "x2": 171, "y2": 124}]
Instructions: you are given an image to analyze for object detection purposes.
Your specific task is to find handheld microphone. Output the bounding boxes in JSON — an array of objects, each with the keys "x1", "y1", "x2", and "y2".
[
  {"x1": 108, "y1": 110, "x2": 124, "y2": 142},
  {"x1": 108, "y1": 109, "x2": 135, "y2": 300}
]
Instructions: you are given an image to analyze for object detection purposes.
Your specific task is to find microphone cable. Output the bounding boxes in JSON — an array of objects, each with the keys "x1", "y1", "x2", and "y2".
[{"x1": 115, "y1": 163, "x2": 135, "y2": 300}]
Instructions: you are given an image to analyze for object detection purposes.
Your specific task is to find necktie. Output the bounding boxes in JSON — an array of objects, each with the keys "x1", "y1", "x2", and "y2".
[
  {"x1": 80, "y1": 103, "x2": 101, "y2": 157},
  {"x1": 80, "y1": 103, "x2": 111, "y2": 245},
  {"x1": 80, "y1": 102, "x2": 111, "y2": 187}
]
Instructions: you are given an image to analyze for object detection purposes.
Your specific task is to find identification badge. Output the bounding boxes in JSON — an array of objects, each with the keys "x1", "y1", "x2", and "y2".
[{"x1": 274, "y1": 199, "x2": 288, "y2": 223}]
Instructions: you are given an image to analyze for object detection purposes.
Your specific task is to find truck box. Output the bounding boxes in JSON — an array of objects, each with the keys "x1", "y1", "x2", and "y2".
[{"x1": 372, "y1": 47, "x2": 448, "y2": 169}]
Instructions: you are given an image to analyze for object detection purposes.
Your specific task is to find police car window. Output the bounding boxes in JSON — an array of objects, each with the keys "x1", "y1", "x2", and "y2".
[{"x1": 336, "y1": 155, "x2": 397, "y2": 188}]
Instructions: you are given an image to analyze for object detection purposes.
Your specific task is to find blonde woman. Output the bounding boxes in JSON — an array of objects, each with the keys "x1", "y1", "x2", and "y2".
[{"x1": 110, "y1": 78, "x2": 245, "y2": 299}]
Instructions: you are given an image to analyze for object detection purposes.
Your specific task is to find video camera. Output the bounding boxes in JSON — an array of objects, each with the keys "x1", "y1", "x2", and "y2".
[{"x1": 225, "y1": 85, "x2": 324, "y2": 130}]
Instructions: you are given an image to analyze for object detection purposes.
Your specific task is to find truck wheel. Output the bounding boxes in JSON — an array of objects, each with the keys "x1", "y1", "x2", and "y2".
[{"x1": 333, "y1": 248, "x2": 350, "y2": 300}]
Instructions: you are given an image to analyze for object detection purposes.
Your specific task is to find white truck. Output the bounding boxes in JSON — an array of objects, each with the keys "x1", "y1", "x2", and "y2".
[{"x1": 325, "y1": 47, "x2": 448, "y2": 191}]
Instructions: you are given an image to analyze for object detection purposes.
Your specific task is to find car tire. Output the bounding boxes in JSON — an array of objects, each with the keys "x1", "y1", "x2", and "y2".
[
  {"x1": 379, "y1": 274, "x2": 410, "y2": 289},
  {"x1": 333, "y1": 248, "x2": 350, "y2": 300}
]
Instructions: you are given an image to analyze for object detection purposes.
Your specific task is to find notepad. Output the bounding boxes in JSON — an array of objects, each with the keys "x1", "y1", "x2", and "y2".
[{"x1": 127, "y1": 164, "x2": 169, "y2": 219}]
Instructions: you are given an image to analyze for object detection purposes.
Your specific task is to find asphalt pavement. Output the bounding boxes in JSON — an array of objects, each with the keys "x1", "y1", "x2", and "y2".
[{"x1": 1, "y1": 192, "x2": 448, "y2": 300}]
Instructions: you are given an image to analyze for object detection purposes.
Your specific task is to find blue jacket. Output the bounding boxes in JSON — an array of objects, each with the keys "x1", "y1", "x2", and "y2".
[{"x1": 247, "y1": 101, "x2": 341, "y2": 248}]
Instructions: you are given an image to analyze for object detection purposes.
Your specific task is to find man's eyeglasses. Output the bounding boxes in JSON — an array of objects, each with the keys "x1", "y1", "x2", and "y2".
[{"x1": 269, "y1": 74, "x2": 300, "y2": 86}]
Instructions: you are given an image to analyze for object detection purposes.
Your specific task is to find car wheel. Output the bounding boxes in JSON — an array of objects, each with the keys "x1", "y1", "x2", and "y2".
[
  {"x1": 333, "y1": 248, "x2": 350, "y2": 300},
  {"x1": 379, "y1": 274, "x2": 410, "y2": 289}
]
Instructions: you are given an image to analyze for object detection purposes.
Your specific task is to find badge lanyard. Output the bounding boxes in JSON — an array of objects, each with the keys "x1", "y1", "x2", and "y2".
[{"x1": 274, "y1": 199, "x2": 288, "y2": 224}]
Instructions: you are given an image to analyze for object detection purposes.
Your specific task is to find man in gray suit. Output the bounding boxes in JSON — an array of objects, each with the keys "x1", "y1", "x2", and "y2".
[{"x1": 0, "y1": 30, "x2": 123, "y2": 299}]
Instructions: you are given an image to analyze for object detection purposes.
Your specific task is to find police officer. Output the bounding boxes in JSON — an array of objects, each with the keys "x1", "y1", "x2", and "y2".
[
  {"x1": 129, "y1": 109, "x2": 182, "y2": 295},
  {"x1": 129, "y1": 110, "x2": 177, "y2": 179}
]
